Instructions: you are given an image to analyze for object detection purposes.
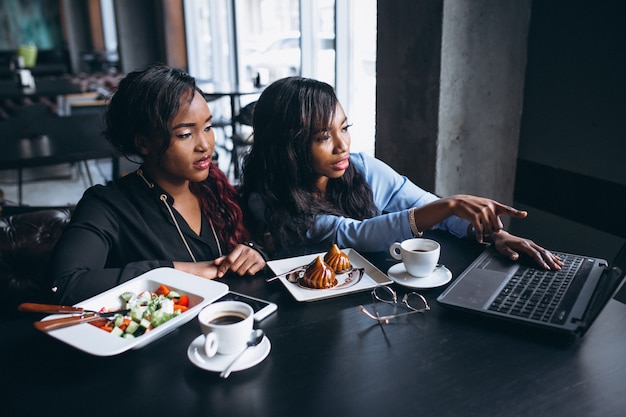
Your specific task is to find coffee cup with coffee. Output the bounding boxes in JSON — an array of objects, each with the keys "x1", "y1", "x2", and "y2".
[
  {"x1": 389, "y1": 238, "x2": 440, "y2": 277},
  {"x1": 198, "y1": 300, "x2": 254, "y2": 357}
]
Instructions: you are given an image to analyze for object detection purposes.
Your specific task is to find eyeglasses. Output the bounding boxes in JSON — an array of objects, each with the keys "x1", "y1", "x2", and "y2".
[{"x1": 358, "y1": 285, "x2": 430, "y2": 324}]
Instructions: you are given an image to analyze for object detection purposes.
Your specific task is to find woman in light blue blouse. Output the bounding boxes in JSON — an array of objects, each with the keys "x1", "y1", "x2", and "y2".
[{"x1": 240, "y1": 77, "x2": 562, "y2": 270}]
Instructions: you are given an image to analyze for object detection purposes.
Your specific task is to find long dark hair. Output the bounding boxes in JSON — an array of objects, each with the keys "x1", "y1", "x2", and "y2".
[
  {"x1": 240, "y1": 77, "x2": 377, "y2": 251},
  {"x1": 104, "y1": 63, "x2": 249, "y2": 250}
]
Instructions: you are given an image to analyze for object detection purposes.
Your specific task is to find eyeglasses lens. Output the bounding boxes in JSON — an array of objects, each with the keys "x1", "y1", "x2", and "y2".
[
  {"x1": 373, "y1": 286, "x2": 396, "y2": 303},
  {"x1": 404, "y1": 293, "x2": 428, "y2": 311}
]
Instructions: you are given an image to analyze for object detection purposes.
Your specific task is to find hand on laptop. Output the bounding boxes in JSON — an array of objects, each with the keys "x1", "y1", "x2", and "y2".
[{"x1": 488, "y1": 230, "x2": 564, "y2": 270}]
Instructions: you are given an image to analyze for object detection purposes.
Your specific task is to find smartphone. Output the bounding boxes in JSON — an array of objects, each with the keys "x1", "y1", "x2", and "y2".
[{"x1": 214, "y1": 291, "x2": 277, "y2": 322}]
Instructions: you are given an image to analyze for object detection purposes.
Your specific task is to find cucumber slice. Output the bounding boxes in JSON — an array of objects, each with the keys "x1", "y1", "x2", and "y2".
[
  {"x1": 130, "y1": 306, "x2": 146, "y2": 322},
  {"x1": 150, "y1": 309, "x2": 174, "y2": 327},
  {"x1": 120, "y1": 291, "x2": 135, "y2": 302},
  {"x1": 139, "y1": 318, "x2": 152, "y2": 329},
  {"x1": 125, "y1": 320, "x2": 140, "y2": 334},
  {"x1": 132, "y1": 326, "x2": 147, "y2": 337},
  {"x1": 113, "y1": 315, "x2": 124, "y2": 328}
]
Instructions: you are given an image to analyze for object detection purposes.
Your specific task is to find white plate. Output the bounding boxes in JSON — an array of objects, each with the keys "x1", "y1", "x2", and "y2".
[
  {"x1": 40, "y1": 268, "x2": 229, "y2": 356},
  {"x1": 187, "y1": 334, "x2": 271, "y2": 373},
  {"x1": 387, "y1": 263, "x2": 452, "y2": 289},
  {"x1": 267, "y1": 248, "x2": 392, "y2": 302}
]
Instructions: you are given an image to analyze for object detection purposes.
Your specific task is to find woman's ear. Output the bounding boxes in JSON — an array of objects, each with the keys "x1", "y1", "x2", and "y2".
[{"x1": 134, "y1": 136, "x2": 151, "y2": 156}]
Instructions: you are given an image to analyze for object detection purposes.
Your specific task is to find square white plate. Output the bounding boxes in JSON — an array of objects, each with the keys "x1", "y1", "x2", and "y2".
[
  {"x1": 40, "y1": 268, "x2": 228, "y2": 356},
  {"x1": 267, "y1": 248, "x2": 392, "y2": 302}
]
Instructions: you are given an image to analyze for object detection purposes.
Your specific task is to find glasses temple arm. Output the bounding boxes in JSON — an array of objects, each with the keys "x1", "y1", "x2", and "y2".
[{"x1": 358, "y1": 305, "x2": 429, "y2": 324}]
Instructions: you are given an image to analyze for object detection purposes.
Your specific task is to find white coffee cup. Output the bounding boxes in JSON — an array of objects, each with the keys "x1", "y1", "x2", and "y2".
[
  {"x1": 198, "y1": 301, "x2": 254, "y2": 357},
  {"x1": 389, "y1": 238, "x2": 440, "y2": 277}
]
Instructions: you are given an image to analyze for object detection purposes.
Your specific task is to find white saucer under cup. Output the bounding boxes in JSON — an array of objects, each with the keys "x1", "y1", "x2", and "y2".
[
  {"x1": 387, "y1": 263, "x2": 452, "y2": 289},
  {"x1": 187, "y1": 334, "x2": 271, "y2": 373}
]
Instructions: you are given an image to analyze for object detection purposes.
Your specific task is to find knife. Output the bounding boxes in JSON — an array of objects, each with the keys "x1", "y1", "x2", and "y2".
[
  {"x1": 18, "y1": 302, "x2": 91, "y2": 314},
  {"x1": 34, "y1": 309, "x2": 130, "y2": 332}
]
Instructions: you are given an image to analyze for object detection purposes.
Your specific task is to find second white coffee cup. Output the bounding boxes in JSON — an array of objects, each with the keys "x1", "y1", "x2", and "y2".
[
  {"x1": 389, "y1": 238, "x2": 440, "y2": 277},
  {"x1": 198, "y1": 300, "x2": 254, "y2": 357}
]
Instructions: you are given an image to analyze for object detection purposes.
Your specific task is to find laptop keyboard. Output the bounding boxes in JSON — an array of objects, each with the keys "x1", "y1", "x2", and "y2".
[{"x1": 488, "y1": 253, "x2": 593, "y2": 324}]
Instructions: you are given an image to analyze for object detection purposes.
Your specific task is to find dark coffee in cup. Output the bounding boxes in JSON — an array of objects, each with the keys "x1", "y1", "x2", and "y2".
[
  {"x1": 210, "y1": 314, "x2": 245, "y2": 325},
  {"x1": 411, "y1": 249, "x2": 430, "y2": 252}
]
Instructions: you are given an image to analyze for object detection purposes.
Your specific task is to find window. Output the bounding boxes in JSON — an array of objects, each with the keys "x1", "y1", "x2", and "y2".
[
  {"x1": 184, "y1": 0, "x2": 376, "y2": 155},
  {"x1": 184, "y1": 0, "x2": 234, "y2": 86},
  {"x1": 337, "y1": 0, "x2": 376, "y2": 155}
]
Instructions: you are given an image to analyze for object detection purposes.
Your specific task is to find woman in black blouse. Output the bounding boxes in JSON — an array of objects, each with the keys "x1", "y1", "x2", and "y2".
[{"x1": 50, "y1": 63, "x2": 265, "y2": 304}]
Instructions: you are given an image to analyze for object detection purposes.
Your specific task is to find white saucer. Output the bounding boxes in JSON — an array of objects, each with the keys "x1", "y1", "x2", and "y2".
[
  {"x1": 187, "y1": 334, "x2": 271, "y2": 373},
  {"x1": 387, "y1": 264, "x2": 452, "y2": 289}
]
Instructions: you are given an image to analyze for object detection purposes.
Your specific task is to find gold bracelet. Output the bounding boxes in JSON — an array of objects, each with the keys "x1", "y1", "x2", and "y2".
[{"x1": 408, "y1": 208, "x2": 423, "y2": 237}]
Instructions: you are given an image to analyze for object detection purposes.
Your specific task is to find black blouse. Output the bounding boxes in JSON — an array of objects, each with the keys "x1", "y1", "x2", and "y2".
[{"x1": 50, "y1": 171, "x2": 224, "y2": 304}]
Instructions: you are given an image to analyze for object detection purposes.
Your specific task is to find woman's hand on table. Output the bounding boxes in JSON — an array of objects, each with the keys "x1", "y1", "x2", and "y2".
[
  {"x1": 488, "y1": 230, "x2": 564, "y2": 270},
  {"x1": 214, "y1": 244, "x2": 267, "y2": 277},
  {"x1": 173, "y1": 260, "x2": 221, "y2": 279},
  {"x1": 173, "y1": 244, "x2": 266, "y2": 279}
]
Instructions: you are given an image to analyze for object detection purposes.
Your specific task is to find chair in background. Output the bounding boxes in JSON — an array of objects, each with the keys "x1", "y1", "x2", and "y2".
[
  {"x1": 211, "y1": 100, "x2": 256, "y2": 183},
  {"x1": 230, "y1": 101, "x2": 256, "y2": 181},
  {"x1": 56, "y1": 92, "x2": 106, "y2": 116},
  {"x1": 0, "y1": 207, "x2": 74, "y2": 316}
]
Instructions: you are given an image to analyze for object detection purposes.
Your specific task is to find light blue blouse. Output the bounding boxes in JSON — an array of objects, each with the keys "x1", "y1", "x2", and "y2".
[{"x1": 248, "y1": 152, "x2": 470, "y2": 258}]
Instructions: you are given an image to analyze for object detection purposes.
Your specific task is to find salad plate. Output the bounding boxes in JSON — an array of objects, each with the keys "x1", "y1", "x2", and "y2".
[
  {"x1": 267, "y1": 248, "x2": 392, "y2": 302},
  {"x1": 187, "y1": 334, "x2": 271, "y2": 373},
  {"x1": 39, "y1": 267, "x2": 228, "y2": 356}
]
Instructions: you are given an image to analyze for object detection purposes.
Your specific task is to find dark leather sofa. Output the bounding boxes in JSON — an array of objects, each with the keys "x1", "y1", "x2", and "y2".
[{"x1": 0, "y1": 208, "x2": 73, "y2": 316}]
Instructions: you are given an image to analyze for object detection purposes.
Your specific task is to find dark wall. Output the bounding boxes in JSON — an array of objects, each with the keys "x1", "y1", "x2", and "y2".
[
  {"x1": 114, "y1": 0, "x2": 165, "y2": 73},
  {"x1": 375, "y1": 0, "x2": 443, "y2": 191},
  {"x1": 375, "y1": 0, "x2": 624, "y2": 259},
  {"x1": 514, "y1": 0, "x2": 626, "y2": 238},
  {"x1": 519, "y1": 0, "x2": 625, "y2": 184}
]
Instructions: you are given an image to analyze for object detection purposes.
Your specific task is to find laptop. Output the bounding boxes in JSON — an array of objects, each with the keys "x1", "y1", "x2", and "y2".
[{"x1": 437, "y1": 247, "x2": 624, "y2": 336}]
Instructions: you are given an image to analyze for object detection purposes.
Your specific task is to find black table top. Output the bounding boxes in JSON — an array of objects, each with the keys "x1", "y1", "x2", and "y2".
[
  {"x1": 0, "y1": 113, "x2": 115, "y2": 170},
  {"x1": 2, "y1": 231, "x2": 625, "y2": 417},
  {"x1": 0, "y1": 78, "x2": 83, "y2": 100}
]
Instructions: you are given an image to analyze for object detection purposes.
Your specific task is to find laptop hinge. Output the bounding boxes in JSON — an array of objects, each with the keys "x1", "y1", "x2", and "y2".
[{"x1": 575, "y1": 266, "x2": 624, "y2": 336}]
